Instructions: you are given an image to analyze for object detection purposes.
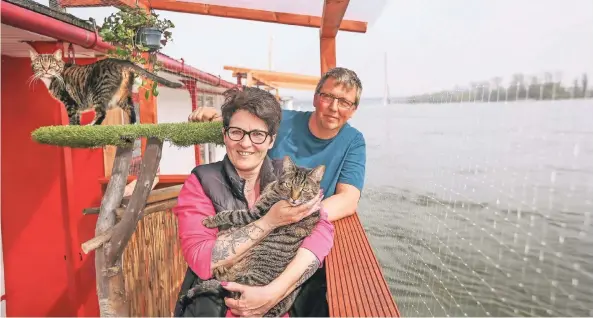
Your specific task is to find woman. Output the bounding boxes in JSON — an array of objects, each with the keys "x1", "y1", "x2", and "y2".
[{"x1": 173, "y1": 86, "x2": 334, "y2": 317}]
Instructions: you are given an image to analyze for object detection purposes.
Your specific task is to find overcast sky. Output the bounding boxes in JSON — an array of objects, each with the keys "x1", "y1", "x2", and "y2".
[{"x1": 59, "y1": 0, "x2": 593, "y2": 99}]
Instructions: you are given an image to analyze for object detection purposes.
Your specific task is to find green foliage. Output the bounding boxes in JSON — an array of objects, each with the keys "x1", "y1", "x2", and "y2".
[
  {"x1": 31, "y1": 122, "x2": 224, "y2": 148},
  {"x1": 99, "y1": 6, "x2": 174, "y2": 67},
  {"x1": 98, "y1": 6, "x2": 175, "y2": 98}
]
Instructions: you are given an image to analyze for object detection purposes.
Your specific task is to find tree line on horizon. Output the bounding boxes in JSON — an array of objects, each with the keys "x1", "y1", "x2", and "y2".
[{"x1": 405, "y1": 72, "x2": 590, "y2": 104}]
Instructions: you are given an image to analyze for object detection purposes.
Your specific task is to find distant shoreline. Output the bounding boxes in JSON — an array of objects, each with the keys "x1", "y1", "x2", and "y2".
[{"x1": 401, "y1": 73, "x2": 591, "y2": 104}]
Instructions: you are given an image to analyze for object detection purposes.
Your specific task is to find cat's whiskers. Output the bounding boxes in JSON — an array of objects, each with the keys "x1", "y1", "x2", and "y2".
[{"x1": 26, "y1": 74, "x2": 40, "y2": 90}]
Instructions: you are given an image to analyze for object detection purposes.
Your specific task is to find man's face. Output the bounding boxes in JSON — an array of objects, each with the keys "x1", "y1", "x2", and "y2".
[{"x1": 312, "y1": 77, "x2": 358, "y2": 132}]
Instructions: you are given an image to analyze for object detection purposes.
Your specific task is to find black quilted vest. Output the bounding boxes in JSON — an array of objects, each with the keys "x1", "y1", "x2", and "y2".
[{"x1": 174, "y1": 155, "x2": 329, "y2": 317}]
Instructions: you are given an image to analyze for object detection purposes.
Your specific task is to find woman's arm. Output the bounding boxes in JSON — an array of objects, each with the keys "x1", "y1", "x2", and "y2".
[
  {"x1": 173, "y1": 174, "x2": 274, "y2": 279},
  {"x1": 222, "y1": 208, "x2": 335, "y2": 316}
]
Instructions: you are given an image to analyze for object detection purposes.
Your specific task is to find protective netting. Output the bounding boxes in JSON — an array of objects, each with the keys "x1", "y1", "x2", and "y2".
[
  {"x1": 152, "y1": 72, "x2": 230, "y2": 174},
  {"x1": 38, "y1": 0, "x2": 237, "y2": 174},
  {"x1": 354, "y1": 77, "x2": 593, "y2": 316},
  {"x1": 25, "y1": 0, "x2": 593, "y2": 316}
]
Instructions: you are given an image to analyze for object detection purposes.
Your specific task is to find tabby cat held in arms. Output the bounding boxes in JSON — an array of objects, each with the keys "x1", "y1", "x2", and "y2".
[
  {"x1": 183, "y1": 156, "x2": 325, "y2": 317},
  {"x1": 29, "y1": 49, "x2": 182, "y2": 125}
]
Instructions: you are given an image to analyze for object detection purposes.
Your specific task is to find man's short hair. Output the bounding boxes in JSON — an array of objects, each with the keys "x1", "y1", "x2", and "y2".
[
  {"x1": 220, "y1": 86, "x2": 282, "y2": 136},
  {"x1": 315, "y1": 67, "x2": 363, "y2": 106}
]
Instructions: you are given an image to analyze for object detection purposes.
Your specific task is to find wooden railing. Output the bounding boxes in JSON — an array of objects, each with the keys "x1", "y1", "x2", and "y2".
[
  {"x1": 94, "y1": 175, "x2": 400, "y2": 317},
  {"x1": 327, "y1": 213, "x2": 400, "y2": 317}
]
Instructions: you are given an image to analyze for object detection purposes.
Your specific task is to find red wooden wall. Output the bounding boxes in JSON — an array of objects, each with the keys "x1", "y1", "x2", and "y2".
[{"x1": 0, "y1": 54, "x2": 102, "y2": 316}]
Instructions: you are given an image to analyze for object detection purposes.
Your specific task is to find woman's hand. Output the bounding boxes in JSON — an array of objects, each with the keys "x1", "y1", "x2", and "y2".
[
  {"x1": 188, "y1": 107, "x2": 222, "y2": 122},
  {"x1": 262, "y1": 192, "x2": 324, "y2": 229},
  {"x1": 222, "y1": 282, "x2": 284, "y2": 317}
]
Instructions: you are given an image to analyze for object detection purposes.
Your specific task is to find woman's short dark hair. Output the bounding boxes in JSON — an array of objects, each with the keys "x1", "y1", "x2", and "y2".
[{"x1": 220, "y1": 86, "x2": 282, "y2": 136}]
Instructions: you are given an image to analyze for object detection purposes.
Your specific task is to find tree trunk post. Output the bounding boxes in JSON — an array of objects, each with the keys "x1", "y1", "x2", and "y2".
[
  {"x1": 106, "y1": 137, "x2": 164, "y2": 266},
  {"x1": 94, "y1": 145, "x2": 133, "y2": 317}
]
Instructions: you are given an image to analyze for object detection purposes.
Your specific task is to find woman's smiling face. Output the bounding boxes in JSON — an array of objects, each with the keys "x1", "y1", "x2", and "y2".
[{"x1": 223, "y1": 109, "x2": 275, "y2": 174}]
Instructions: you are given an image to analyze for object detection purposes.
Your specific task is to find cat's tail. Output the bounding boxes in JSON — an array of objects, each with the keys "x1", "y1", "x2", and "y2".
[
  {"x1": 115, "y1": 60, "x2": 183, "y2": 88},
  {"x1": 179, "y1": 279, "x2": 231, "y2": 304}
]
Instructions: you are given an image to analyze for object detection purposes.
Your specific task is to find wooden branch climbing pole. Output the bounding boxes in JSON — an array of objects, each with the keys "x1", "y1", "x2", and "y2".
[
  {"x1": 89, "y1": 138, "x2": 164, "y2": 317},
  {"x1": 94, "y1": 146, "x2": 133, "y2": 317},
  {"x1": 30, "y1": 121, "x2": 224, "y2": 317},
  {"x1": 106, "y1": 137, "x2": 164, "y2": 265}
]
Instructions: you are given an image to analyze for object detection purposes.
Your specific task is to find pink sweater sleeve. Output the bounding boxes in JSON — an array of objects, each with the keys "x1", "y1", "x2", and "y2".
[
  {"x1": 300, "y1": 207, "x2": 335, "y2": 267},
  {"x1": 172, "y1": 174, "x2": 218, "y2": 280}
]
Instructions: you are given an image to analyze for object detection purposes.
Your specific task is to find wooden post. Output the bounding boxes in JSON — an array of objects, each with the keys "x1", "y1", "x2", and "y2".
[
  {"x1": 106, "y1": 137, "x2": 164, "y2": 265},
  {"x1": 320, "y1": 37, "x2": 336, "y2": 75},
  {"x1": 138, "y1": 54, "x2": 158, "y2": 155},
  {"x1": 91, "y1": 137, "x2": 163, "y2": 316},
  {"x1": 94, "y1": 146, "x2": 133, "y2": 317},
  {"x1": 319, "y1": 0, "x2": 350, "y2": 75}
]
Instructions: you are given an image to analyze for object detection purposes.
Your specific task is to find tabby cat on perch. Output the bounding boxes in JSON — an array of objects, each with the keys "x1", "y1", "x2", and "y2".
[
  {"x1": 29, "y1": 49, "x2": 182, "y2": 125},
  {"x1": 182, "y1": 156, "x2": 325, "y2": 317}
]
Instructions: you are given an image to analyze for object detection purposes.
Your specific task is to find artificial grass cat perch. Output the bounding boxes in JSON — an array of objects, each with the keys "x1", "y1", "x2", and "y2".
[
  {"x1": 31, "y1": 121, "x2": 223, "y2": 317},
  {"x1": 32, "y1": 122, "x2": 224, "y2": 148}
]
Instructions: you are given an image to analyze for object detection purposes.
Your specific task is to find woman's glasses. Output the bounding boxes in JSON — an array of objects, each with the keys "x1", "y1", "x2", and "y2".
[{"x1": 224, "y1": 126, "x2": 270, "y2": 144}]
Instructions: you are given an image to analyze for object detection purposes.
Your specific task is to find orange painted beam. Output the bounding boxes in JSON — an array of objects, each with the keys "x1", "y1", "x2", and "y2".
[
  {"x1": 252, "y1": 73, "x2": 318, "y2": 86},
  {"x1": 320, "y1": 0, "x2": 351, "y2": 38},
  {"x1": 320, "y1": 37, "x2": 336, "y2": 75},
  {"x1": 251, "y1": 77, "x2": 317, "y2": 92},
  {"x1": 225, "y1": 66, "x2": 320, "y2": 85},
  {"x1": 319, "y1": 0, "x2": 349, "y2": 75},
  {"x1": 148, "y1": 0, "x2": 367, "y2": 33},
  {"x1": 265, "y1": 81, "x2": 318, "y2": 91}
]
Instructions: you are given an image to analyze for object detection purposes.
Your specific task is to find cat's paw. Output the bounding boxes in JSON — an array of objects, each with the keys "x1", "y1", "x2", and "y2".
[
  {"x1": 202, "y1": 217, "x2": 218, "y2": 228},
  {"x1": 213, "y1": 266, "x2": 229, "y2": 277}
]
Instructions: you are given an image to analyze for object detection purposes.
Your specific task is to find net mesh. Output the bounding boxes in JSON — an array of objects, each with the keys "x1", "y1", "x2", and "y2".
[
  {"x1": 26, "y1": 0, "x2": 593, "y2": 316},
  {"x1": 356, "y1": 74, "x2": 593, "y2": 317},
  {"x1": 44, "y1": 0, "x2": 237, "y2": 174}
]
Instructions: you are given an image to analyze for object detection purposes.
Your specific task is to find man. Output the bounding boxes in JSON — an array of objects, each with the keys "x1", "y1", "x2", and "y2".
[{"x1": 188, "y1": 67, "x2": 366, "y2": 316}]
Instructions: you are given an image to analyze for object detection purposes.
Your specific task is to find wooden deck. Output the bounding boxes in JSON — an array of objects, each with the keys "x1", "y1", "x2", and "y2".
[
  {"x1": 327, "y1": 213, "x2": 400, "y2": 317},
  {"x1": 96, "y1": 175, "x2": 399, "y2": 316}
]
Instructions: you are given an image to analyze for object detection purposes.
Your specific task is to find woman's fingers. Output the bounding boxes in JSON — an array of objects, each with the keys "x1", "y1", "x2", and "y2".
[{"x1": 295, "y1": 193, "x2": 324, "y2": 220}]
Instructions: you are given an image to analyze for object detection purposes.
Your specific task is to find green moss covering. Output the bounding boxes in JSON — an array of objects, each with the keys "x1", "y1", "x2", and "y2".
[{"x1": 31, "y1": 122, "x2": 224, "y2": 148}]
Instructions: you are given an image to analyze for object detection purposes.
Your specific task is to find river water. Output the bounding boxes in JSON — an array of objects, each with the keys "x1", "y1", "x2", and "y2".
[{"x1": 300, "y1": 99, "x2": 593, "y2": 317}]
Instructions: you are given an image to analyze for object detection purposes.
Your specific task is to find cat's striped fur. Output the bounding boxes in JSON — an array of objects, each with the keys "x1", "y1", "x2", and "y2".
[
  {"x1": 183, "y1": 156, "x2": 325, "y2": 317},
  {"x1": 29, "y1": 49, "x2": 182, "y2": 125}
]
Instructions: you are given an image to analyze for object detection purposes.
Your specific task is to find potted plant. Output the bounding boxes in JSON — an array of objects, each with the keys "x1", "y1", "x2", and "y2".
[
  {"x1": 135, "y1": 26, "x2": 163, "y2": 52},
  {"x1": 99, "y1": 5, "x2": 175, "y2": 98}
]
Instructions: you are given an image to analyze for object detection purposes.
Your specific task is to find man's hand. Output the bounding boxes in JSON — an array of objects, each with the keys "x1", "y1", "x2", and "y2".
[
  {"x1": 188, "y1": 107, "x2": 222, "y2": 122},
  {"x1": 262, "y1": 192, "x2": 323, "y2": 229},
  {"x1": 222, "y1": 282, "x2": 284, "y2": 317}
]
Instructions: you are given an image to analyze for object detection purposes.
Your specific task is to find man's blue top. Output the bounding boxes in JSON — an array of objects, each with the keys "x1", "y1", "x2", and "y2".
[{"x1": 268, "y1": 109, "x2": 366, "y2": 197}]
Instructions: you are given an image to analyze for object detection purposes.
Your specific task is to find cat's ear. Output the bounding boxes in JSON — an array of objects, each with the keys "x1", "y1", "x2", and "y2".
[
  {"x1": 282, "y1": 156, "x2": 296, "y2": 172},
  {"x1": 29, "y1": 50, "x2": 38, "y2": 61},
  {"x1": 308, "y1": 165, "x2": 325, "y2": 183},
  {"x1": 53, "y1": 49, "x2": 63, "y2": 60}
]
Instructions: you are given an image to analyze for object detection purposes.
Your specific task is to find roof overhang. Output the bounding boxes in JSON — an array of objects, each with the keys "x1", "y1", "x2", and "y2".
[
  {"x1": 149, "y1": 1, "x2": 366, "y2": 33},
  {"x1": 57, "y1": 0, "x2": 389, "y2": 34},
  {"x1": 54, "y1": 0, "x2": 386, "y2": 75}
]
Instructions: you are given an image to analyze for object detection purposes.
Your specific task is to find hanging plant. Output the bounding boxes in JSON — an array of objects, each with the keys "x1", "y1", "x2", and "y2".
[{"x1": 98, "y1": 5, "x2": 175, "y2": 98}]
